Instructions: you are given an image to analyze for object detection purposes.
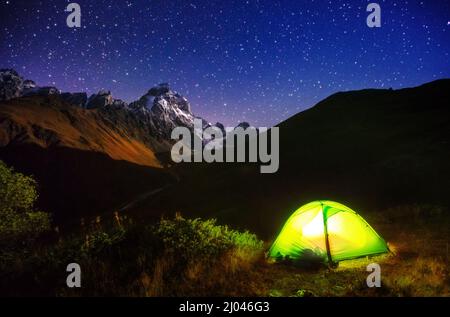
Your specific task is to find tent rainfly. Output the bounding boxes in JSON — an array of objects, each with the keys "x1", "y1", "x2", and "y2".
[{"x1": 269, "y1": 201, "x2": 389, "y2": 264}]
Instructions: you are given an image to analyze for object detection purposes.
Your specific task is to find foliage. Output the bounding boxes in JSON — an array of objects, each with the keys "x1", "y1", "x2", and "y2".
[
  {"x1": 0, "y1": 160, "x2": 50, "y2": 247},
  {"x1": 153, "y1": 215, "x2": 263, "y2": 260},
  {"x1": 82, "y1": 227, "x2": 127, "y2": 255}
]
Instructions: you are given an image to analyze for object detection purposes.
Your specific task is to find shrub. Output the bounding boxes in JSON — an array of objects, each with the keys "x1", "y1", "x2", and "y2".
[
  {"x1": 0, "y1": 160, "x2": 51, "y2": 248},
  {"x1": 146, "y1": 215, "x2": 265, "y2": 296},
  {"x1": 153, "y1": 215, "x2": 263, "y2": 261},
  {"x1": 82, "y1": 227, "x2": 127, "y2": 255}
]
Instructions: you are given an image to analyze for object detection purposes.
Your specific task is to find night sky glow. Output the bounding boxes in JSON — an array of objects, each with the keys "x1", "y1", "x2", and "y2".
[{"x1": 1, "y1": 0, "x2": 449, "y2": 126}]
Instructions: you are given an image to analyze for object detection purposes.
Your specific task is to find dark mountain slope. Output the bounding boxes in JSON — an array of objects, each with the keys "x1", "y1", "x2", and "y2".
[
  {"x1": 0, "y1": 144, "x2": 171, "y2": 227},
  {"x1": 276, "y1": 79, "x2": 450, "y2": 209},
  {"x1": 0, "y1": 95, "x2": 174, "y2": 226}
]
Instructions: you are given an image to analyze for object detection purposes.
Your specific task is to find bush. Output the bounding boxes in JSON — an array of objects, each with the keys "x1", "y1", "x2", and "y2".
[
  {"x1": 0, "y1": 160, "x2": 51, "y2": 248},
  {"x1": 153, "y1": 215, "x2": 263, "y2": 261},
  {"x1": 145, "y1": 215, "x2": 264, "y2": 296}
]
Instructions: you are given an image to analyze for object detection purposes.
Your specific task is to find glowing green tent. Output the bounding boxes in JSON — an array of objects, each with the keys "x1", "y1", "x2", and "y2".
[{"x1": 269, "y1": 201, "x2": 388, "y2": 264}]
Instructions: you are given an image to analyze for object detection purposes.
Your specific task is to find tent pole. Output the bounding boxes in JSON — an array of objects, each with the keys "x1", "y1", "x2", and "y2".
[{"x1": 321, "y1": 202, "x2": 334, "y2": 266}]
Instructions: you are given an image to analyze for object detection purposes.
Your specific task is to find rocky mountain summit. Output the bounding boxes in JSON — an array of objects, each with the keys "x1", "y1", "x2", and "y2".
[
  {"x1": 0, "y1": 69, "x2": 26, "y2": 100},
  {"x1": 0, "y1": 69, "x2": 61, "y2": 100},
  {"x1": 129, "y1": 83, "x2": 199, "y2": 138}
]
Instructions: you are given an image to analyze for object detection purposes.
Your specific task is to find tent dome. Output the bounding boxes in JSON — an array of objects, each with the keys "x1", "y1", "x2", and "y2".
[{"x1": 269, "y1": 201, "x2": 388, "y2": 263}]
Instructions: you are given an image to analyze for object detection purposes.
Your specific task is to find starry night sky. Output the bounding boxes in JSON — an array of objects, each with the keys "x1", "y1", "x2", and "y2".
[{"x1": 1, "y1": 0, "x2": 449, "y2": 126}]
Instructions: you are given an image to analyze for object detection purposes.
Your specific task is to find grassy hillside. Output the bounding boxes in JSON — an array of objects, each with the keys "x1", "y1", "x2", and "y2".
[
  {"x1": 0, "y1": 95, "x2": 165, "y2": 167},
  {"x1": 1, "y1": 209, "x2": 447, "y2": 296}
]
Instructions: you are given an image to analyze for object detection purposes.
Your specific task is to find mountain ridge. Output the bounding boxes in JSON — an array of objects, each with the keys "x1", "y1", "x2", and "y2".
[{"x1": 0, "y1": 68, "x2": 231, "y2": 139}]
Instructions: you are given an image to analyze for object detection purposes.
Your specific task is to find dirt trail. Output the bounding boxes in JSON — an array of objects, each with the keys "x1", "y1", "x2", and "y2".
[{"x1": 117, "y1": 184, "x2": 171, "y2": 212}]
